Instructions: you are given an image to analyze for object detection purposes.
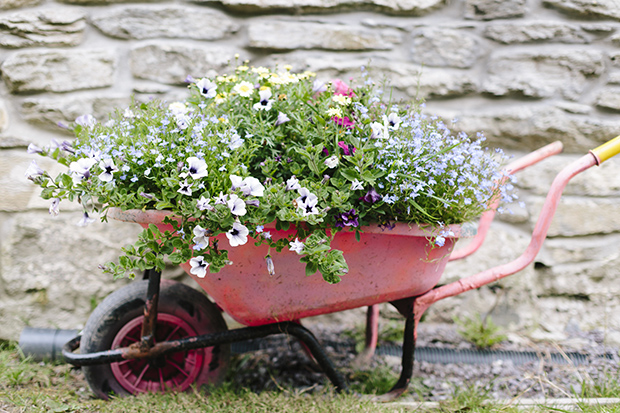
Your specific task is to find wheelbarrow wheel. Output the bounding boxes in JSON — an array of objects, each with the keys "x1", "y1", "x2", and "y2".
[{"x1": 81, "y1": 279, "x2": 230, "y2": 399}]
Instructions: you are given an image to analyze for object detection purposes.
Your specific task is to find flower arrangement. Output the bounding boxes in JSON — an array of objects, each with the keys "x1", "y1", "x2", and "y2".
[{"x1": 26, "y1": 62, "x2": 514, "y2": 284}]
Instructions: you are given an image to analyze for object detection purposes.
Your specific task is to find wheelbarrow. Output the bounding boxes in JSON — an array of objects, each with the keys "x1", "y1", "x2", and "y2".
[{"x1": 61, "y1": 136, "x2": 620, "y2": 400}]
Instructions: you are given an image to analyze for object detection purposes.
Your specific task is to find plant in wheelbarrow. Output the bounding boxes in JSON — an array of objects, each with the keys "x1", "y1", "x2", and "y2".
[{"x1": 25, "y1": 62, "x2": 516, "y2": 399}]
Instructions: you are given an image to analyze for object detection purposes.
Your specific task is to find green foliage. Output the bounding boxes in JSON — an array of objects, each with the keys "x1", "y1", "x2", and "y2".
[{"x1": 454, "y1": 313, "x2": 507, "y2": 349}]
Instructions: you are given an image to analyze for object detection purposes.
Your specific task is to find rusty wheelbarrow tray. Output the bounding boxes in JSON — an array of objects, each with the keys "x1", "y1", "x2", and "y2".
[{"x1": 62, "y1": 135, "x2": 620, "y2": 400}]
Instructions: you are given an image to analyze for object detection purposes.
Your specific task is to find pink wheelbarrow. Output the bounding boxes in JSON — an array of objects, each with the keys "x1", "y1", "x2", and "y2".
[{"x1": 62, "y1": 136, "x2": 620, "y2": 400}]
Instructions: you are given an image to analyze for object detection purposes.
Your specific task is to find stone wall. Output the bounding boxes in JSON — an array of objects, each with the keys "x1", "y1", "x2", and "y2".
[{"x1": 1, "y1": 0, "x2": 620, "y2": 343}]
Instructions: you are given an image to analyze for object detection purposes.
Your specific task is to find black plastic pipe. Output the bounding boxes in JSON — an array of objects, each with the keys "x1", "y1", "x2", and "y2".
[{"x1": 18, "y1": 327, "x2": 80, "y2": 362}]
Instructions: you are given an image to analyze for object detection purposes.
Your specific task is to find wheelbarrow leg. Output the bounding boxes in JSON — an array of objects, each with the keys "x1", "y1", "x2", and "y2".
[
  {"x1": 352, "y1": 305, "x2": 380, "y2": 367},
  {"x1": 371, "y1": 297, "x2": 417, "y2": 402}
]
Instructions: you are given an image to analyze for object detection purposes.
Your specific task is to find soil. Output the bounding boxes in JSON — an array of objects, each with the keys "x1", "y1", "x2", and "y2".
[{"x1": 228, "y1": 320, "x2": 620, "y2": 401}]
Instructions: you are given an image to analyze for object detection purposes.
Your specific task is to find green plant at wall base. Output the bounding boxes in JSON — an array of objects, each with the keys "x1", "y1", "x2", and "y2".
[
  {"x1": 25, "y1": 61, "x2": 515, "y2": 284},
  {"x1": 454, "y1": 313, "x2": 507, "y2": 349}
]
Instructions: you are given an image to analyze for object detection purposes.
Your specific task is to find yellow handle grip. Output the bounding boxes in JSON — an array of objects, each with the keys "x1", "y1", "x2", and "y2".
[{"x1": 592, "y1": 135, "x2": 620, "y2": 164}]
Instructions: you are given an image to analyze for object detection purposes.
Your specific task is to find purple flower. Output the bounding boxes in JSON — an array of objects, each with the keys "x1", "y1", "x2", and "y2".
[
  {"x1": 337, "y1": 141, "x2": 356, "y2": 156},
  {"x1": 275, "y1": 112, "x2": 290, "y2": 126},
  {"x1": 334, "y1": 208, "x2": 359, "y2": 228},
  {"x1": 360, "y1": 187, "x2": 381, "y2": 203}
]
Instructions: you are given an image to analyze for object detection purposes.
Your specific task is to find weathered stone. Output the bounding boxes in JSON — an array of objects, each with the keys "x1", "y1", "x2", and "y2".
[
  {"x1": 610, "y1": 51, "x2": 620, "y2": 68},
  {"x1": 58, "y1": 0, "x2": 138, "y2": 4},
  {"x1": 516, "y1": 153, "x2": 620, "y2": 197},
  {"x1": 484, "y1": 21, "x2": 589, "y2": 44},
  {"x1": 538, "y1": 233, "x2": 620, "y2": 267},
  {"x1": 278, "y1": 53, "x2": 477, "y2": 98},
  {"x1": 131, "y1": 42, "x2": 242, "y2": 85},
  {"x1": 21, "y1": 95, "x2": 130, "y2": 130},
  {"x1": 1, "y1": 49, "x2": 116, "y2": 94},
  {"x1": 608, "y1": 72, "x2": 620, "y2": 84},
  {"x1": 427, "y1": 105, "x2": 620, "y2": 153},
  {"x1": 0, "y1": 212, "x2": 138, "y2": 340},
  {"x1": 410, "y1": 27, "x2": 482, "y2": 68},
  {"x1": 0, "y1": 99, "x2": 7, "y2": 133},
  {"x1": 612, "y1": 33, "x2": 620, "y2": 46},
  {"x1": 191, "y1": 0, "x2": 444, "y2": 15},
  {"x1": 464, "y1": 0, "x2": 526, "y2": 20},
  {"x1": 90, "y1": 5, "x2": 238, "y2": 40},
  {"x1": 248, "y1": 20, "x2": 401, "y2": 51},
  {"x1": 482, "y1": 49, "x2": 604, "y2": 100},
  {"x1": 543, "y1": 0, "x2": 620, "y2": 21},
  {"x1": 555, "y1": 101, "x2": 591, "y2": 114},
  {"x1": 528, "y1": 195, "x2": 620, "y2": 237},
  {"x1": 596, "y1": 86, "x2": 620, "y2": 111},
  {"x1": 0, "y1": 0, "x2": 42, "y2": 10},
  {"x1": 0, "y1": 8, "x2": 85, "y2": 48}
]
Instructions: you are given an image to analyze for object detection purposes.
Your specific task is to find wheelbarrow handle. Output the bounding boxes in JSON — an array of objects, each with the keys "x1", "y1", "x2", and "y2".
[
  {"x1": 450, "y1": 140, "x2": 564, "y2": 261},
  {"x1": 415, "y1": 134, "x2": 620, "y2": 331},
  {"x1": 591, "y1": 134, "x2": 620, "y2": 165}
]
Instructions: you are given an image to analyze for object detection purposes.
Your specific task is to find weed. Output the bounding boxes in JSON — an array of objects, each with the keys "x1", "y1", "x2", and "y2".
[{"x1": 454, "y1": 313, "x2": 507, "y2": 349}]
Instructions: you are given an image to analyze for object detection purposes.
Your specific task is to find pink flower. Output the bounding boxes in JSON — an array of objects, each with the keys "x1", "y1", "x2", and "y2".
[
  {"x1": 337, "y1": 141, "x2": 356, "y2": 156},
  {"x1": 331, "y1": 79, "x2": 355, "y2": 97},
  {"x1": 332, "y1": 116, "x2": 355, "y2": 129}
]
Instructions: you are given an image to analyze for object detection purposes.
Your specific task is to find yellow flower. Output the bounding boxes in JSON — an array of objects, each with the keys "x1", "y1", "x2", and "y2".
[
  {"x1": 237, "y1": 65, "x2": 249, "y2": 72},
  {"x1": 332, "y1": 95, "x2": 351, "y2": 106},
  {"x1": 233, "y1": 81, "x2": 255, "y2": 97},
  {"x1": 259, "y1": 85, "x2": 271, "y2": 93},
  {"x1": 284, "y1": 64, "x2": 293, "y2": 71},
  {"x1": 215, "y1": 92, "x2": 228, "y2": 104},
  {"x1": 218, "y1": 117, "x2": 229, "y2": 124},
  {"x1": 326, "y1": 107, "x2": 342, "y2": 117}
]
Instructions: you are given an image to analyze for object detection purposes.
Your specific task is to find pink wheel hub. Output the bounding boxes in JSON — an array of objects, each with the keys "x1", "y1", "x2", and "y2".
[{"x1": 110, "y1": 314, "x2": 204, "y2": 394}]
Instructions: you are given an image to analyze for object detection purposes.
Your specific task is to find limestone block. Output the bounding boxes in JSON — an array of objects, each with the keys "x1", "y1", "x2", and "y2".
[
  {"x1": 0, "y1": 150, "x2": 55, "y2": 212},
  {"x1": 484, "y1": 21, "x2": 590, "y2": 44},
  {"x1": 90, "y1": 5, "x2": 238, "y2": 40},
  {"x1": 610, "y1": 51, "x2": 620, "y2": 68},
  {"x1": 543, "y1": 0, "x2": 620, "y2": 21},
  {"x1": 0, "y1": 212, "x2": 138, "y2": 340},
  {"x1": 427, "y1": 105, "x2": 620, "y2": 153},
  {"x1": 0, "y1": 99, "x2": 7, "y2": 132},
  {"x1": 247, "y1": 20, "x2": 402, "y2": 51},
  {"x1": 612, "y1": 33, "x2": 620, "y2": 46},
  {"x1": 1, "y1": 49, "x2": 116, "y2": 94},
  {"x1": 482, "y1": 49, "x2": 605, "y2": 100},
  {"x1": 596, "y1": 86, "x2": 620, "y2": 111},
  {"x1": 410, "y1": 27, "x2": 483, "y2": 68},
  {"x1": 527, "y1": 195, "x2": 620, "y2": 237},
  {"x1": 131, "y1": 42, "x2": 242, "y2": 85},
  {"x1": 464, "y1": 0, "x2": 526, "y2": 20},
  {"x1": 608, "y1": 72, "x2": 620, "y2": 84},
  {"x1": 537, "y1": 233, "x2": 620, "y2": 267},
  {"x1": 190, "y1": 0, "x2": 444, "y2": 15},
  {"x1": 0, "y1": 0, "x2": 42, "y2": 10},
  {"x1": 0, "y1": 8, "x2": 86, "y2": 48},
  {"x1": 21, "y1": 95, "x2": 130, "y2": 130}
]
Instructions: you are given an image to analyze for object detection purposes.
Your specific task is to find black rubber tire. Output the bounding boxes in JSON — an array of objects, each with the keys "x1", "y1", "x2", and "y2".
[{"x1": 81, "y1": 280, "x2": 230, "y2": 399}]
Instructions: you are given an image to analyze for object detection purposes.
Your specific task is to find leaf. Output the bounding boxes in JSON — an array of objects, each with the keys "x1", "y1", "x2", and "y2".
[
  {"x1": 339, "y1": 167, "x2": 360, "y2": 182},
  {"x1": 305, "y1": 261, "x2": 318, "y2": 276}
]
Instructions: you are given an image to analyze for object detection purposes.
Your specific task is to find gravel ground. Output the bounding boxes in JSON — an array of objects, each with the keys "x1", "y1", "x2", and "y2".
[{"x1": 229, "y1": 321, "x2": 620, "y2": 401}]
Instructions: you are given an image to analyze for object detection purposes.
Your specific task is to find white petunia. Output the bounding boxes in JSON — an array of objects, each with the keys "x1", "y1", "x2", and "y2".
[
  {"x1": 289, "y1": 238, "x2": 305, "y2": 254},
  {"x1": 185, "y1": 157, "x2": 208, "y2": 179},
  {"x1": 351, "y1": 178, "x2": 364, "y2": 191},
  {"x1": 227, "y1": 193, "x2": 247, "y2": 216},
  {"x1": 214, "y1": 192, "x2": 228, "y2": 205},
  {"x1": 253, "y1": 89, "x2": 274, "y2": 111},
  {"x1": 192, "y1": 225, "x2": 210, "y2": 250},
  {"x1": 98, "y1": 158, "x2": 119, "y2": 182},
  {"x1": 178, "y1": 180, "x2": 192, "y2": 196},
  {"x1": 69, "y1": 158, "x2": 97, "y2": 185},
  {"x1": 296, "y1": 187, "x2": 319, "y2": 216},
  {"x1": 77, "y1": 212, "x2": 95, "y2": 227},
  {"x1": 195, "y1": 78, "x2": 217, "y2": 99},
  {"x1": 384, "y1": 112, "x2": 401, "y2": 130},
  {"x1": 324, "y1": 155, "x2": 339, "y2": 169},
  {"x1": 189, "y1": 256, "x2": 209, "y2": 278},
  {"x1": 240, "y1": 176, "x2": 264, "y2": 197},
  {"x1": 275, "y1": 112, "x2": 290, "y2": 126},
  {"x1": 168, "y1": 102, "x2": 188, "y2": 116},
  {"x1": 370, "y1": 121, "x2": 385, "y2": 139},
  {"x1": 197, "y1": 196, "x2": 213, "y2": 211},
  {"x1": 24, "y1": 160, "x2": 45, "y2": 180},
  {"x1": 226, "y1": 222, "x2": 249, "y2": 247},
  {"x1": 49, "y1": 198, "x2": 60, "y2": 216},
  {"x1": 286, "y1": 175, "x2": 301, "y2": 191}
]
